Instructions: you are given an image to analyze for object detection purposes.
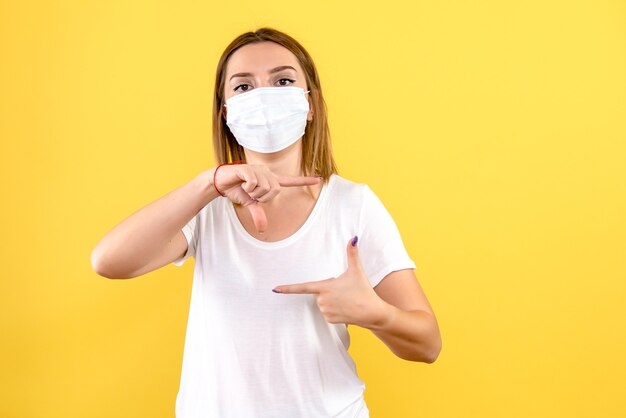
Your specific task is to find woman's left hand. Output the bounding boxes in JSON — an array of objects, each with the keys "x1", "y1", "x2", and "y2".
[{"x1": 272, "y1": 236, "x2": 391, "y2": 329}]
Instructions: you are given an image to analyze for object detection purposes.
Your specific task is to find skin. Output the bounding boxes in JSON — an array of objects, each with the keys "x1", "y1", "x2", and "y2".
[{"x1": 223, "y1": 41, "x2": 442, "y2": 363}]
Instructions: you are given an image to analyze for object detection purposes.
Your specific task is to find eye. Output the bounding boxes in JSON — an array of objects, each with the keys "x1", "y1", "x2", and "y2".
[
  {"x1": 277, "y1": 78, "x2": 296, "y2": 86},
  {"x1": 233, "y1": 83, "x2": 251, "y2": 92}
]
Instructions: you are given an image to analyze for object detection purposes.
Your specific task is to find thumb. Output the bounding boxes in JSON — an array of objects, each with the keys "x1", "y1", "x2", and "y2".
[
  {"x1": 227, "y1": 187, "x2": 268, "y2": 234},
  {"x1": 346, "y1": 235, "x2": 362, "y2": 271},
  {"x1": 246, "y1": 203, "x2": 268, "y2": 234}
]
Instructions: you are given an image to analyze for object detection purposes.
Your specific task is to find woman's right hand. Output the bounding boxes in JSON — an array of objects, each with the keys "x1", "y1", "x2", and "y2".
[{"x1": 211, "y1": 163, "x2": 322, "y2": 234}]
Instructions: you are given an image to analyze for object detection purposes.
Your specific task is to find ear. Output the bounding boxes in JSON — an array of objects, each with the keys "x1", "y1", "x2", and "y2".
[
  {"x1": 307, "y1": 97, "x2": 314, "y2": 122},
  {"x1": 222, "y1": 104, "x2": 227, "y2": 120}
]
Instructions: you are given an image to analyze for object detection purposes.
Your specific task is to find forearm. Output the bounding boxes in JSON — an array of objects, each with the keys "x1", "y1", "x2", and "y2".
[
  {"x1": 91, "y1": 168, "x2": 219, "y2": 277},
  {"x1": 366, "y1": 301, "x2": 442, "y2": 363}
]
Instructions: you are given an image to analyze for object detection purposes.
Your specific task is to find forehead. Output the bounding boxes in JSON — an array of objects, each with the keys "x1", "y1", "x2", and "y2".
[{"x1": 225, "y1": 41, "x2": 303, "y2": 76}]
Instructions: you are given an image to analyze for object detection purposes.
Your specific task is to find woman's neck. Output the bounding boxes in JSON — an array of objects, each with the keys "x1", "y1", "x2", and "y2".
[{"x1": 242, "y1": 140, "x2": 303, "y2": 178}]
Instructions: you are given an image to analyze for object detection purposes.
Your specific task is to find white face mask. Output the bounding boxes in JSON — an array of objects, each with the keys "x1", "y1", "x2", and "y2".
[{"x1": 224, "y1": 86, "x2": 311, "y2": 153}]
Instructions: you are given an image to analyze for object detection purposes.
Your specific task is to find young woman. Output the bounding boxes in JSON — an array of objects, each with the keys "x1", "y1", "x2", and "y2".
[{"x1": 91, "y1": 27, "x2": 441, "y2": 418}]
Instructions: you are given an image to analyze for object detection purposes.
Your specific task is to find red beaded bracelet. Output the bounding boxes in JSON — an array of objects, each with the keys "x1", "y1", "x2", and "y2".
[{"x1": 213, "y1": 159, "x2": 246, "y2": 197}]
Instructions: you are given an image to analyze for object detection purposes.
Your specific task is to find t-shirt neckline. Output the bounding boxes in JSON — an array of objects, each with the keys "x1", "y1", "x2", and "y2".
[{"x1": 225, "y1": 174, "x2": 335, "y2": 249}]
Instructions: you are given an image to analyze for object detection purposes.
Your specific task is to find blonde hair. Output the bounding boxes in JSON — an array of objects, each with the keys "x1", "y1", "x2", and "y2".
[{"x1": 212, "y1": 27, "x2": 338, "y2": 193}]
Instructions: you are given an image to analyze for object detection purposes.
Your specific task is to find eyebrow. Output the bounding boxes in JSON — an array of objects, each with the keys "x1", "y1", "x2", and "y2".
[{"x1": 229, "y1": 65, "x2": 297, "y2": 82}]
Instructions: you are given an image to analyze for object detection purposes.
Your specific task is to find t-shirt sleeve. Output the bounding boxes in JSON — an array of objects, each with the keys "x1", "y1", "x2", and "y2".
[
  {"x1": 357, "y1": 184, "x2": 416, "y2": 288},
  {"x1": 171, "y1": 214, "x2": 199, "y2": 267}
]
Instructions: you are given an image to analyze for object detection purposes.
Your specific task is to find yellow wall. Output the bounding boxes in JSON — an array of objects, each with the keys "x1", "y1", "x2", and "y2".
[{"x1": 1, "y1": 1, "x2": 625, "y2": 417}]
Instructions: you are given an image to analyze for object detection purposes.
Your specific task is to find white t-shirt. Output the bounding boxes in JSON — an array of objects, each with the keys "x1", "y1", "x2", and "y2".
[{"x1": 172, "y1": 173, "x2": 416, "y2": 418}]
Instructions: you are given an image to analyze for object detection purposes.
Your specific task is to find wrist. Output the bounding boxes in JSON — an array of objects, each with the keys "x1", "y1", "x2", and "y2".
[
  {"x1": 368, "y1": 298, "x2": 397, "y2": 331},
  {"x1": 194, "y1": 168, "x2": 221, "y2": 203}
]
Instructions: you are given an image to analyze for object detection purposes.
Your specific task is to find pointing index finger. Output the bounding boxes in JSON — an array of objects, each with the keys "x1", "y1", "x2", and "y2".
[
  {"x1": 273, "y1": 281, "x2": 322, "y2": 294},
  {"x1": 276, "y1": 175, "x2": 323, "y2": 188}
]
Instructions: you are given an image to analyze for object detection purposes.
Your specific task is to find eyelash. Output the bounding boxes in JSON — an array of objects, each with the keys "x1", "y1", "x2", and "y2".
[{"x1": 233, "y1": 78, "x2": 296, "y2": 92}]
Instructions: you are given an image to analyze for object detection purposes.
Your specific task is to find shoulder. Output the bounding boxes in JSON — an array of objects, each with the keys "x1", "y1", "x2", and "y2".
[
  {"x1": 328, "y1": 174, "x2": 381, "y2": 211},
  {"x1": 328, "y1": 173, "x2": 371, "y2": 200},
  {"x1": 325, "y1": 175, "x2": 385, "y2": 225}
]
